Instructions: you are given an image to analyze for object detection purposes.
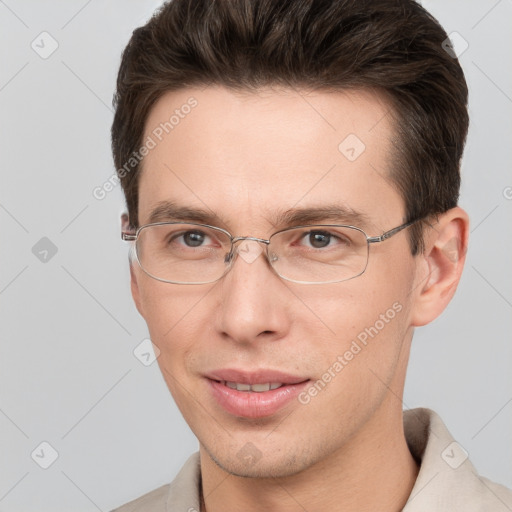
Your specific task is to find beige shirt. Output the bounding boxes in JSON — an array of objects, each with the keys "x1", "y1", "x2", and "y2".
[{"x1": 112, "y1": 408, "x2": 512, "y2": 511}]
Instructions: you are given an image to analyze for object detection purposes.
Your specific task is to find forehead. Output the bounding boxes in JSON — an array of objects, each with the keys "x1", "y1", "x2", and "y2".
[{"x1": 138, "y1": 86, "x2": 404, "y2": 232}]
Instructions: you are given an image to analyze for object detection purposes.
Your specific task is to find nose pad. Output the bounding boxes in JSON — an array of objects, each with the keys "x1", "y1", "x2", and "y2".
[
  {"x1": 224, "y1": 251, "x2": 234, "y2": 265},
  {"x1": 269, "y1": 252, "x2": 278, "y2": 262}
]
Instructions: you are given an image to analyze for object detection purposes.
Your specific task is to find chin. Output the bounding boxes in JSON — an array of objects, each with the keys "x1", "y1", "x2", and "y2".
[{"x1": 205, "y1": 443, "x2": 316, "y2": 479}]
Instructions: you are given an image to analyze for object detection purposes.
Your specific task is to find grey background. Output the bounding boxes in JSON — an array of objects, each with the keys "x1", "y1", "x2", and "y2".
[{"x1": 0, "y1": 1, "x2": 511, "y2": 510}]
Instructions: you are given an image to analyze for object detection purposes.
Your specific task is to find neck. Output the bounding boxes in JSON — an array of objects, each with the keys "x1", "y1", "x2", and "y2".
[{"x1": 199, "y1": 400, "x2": 419, "y2": 512}]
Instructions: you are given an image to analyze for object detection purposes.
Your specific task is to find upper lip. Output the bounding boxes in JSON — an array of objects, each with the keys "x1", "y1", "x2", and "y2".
[{"x1": 206, "y1": 369, "x2": 309, "y2": 385}]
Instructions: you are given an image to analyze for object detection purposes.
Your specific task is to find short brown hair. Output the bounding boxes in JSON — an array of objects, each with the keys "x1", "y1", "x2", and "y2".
[{"x1": 111, "y1": 0, "x2": 469, "y2": 253}]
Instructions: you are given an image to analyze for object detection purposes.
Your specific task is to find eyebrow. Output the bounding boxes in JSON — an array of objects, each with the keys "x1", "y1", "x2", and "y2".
[
  {"x1": 147, "y1": 201, "x2": 224, "y2": 226},
  {"x1": 146, "y1": 200, "x2": 372, "y2": 230},
  {"x1": 269, "y1": 204, "x2": 372, "y2": 229}
]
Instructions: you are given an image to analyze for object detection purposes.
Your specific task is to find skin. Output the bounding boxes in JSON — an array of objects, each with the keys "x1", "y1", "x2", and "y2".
[{"x1": 126, "y1": 86, "x2": 469, "y2": 511}]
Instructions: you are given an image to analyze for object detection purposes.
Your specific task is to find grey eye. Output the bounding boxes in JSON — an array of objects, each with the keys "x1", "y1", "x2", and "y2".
[
  {"x1": 182, "y1": 231, "x2": 206, "y2": 247},
  {"x1": 308, "y1": 232, "x2": 331, "y2": 248}
]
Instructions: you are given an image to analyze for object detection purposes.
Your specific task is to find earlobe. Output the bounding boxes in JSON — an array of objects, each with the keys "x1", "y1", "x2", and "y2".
[{"x1": 411, "y1": 207, "x2": 469, "y2": 327}]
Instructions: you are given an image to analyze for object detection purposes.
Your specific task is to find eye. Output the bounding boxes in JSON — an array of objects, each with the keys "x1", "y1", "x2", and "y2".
[
  {"x1": 306, "y1": 231, "x2": 332, "y2": 248},
  {"x1": 171, "y1": 230, "x2": 213, "y2": 248},
  {"x1": 300, "y1": 230, "x2": 348, "y2": 249}
]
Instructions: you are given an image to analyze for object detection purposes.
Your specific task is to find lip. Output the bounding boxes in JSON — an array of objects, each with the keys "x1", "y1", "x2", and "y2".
[{"x1": 205, "y1": 369, "x2": 310, "y2": 419}]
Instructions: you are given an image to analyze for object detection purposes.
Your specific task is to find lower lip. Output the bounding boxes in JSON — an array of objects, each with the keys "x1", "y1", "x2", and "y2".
[{"x1": 207, "y1": 379, "x2": 310, "y2": 418}]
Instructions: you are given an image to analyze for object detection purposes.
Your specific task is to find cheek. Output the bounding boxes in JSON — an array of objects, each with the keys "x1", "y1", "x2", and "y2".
[
  {"x1": 292, "y1": 261, "x2": 415, "y2": 382},
  {"x1": 137, "y1": 278, "x2": 216, "y2": 357},
  {"x1": 295, "y1": 275, "x2": 409, "y2": 338},
  {"x1": 138, "y1": 281, "x2": 215, "y2": 413},
  {"x1": 293, "y1": 283, "x2": 413, "y2": 427}
]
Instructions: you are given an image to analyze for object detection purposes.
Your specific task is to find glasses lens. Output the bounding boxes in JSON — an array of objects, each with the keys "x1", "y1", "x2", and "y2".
[
  {"x1": 269, "y1": 225, "x2": 369, "y2": 283},
  {"x1": 136, "y1": 223, "x2": 231, "y2": 284}
]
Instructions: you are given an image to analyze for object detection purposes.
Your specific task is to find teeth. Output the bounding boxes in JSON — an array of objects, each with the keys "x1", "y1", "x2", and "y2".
[
  {"x1": 223, "y1": 381, "x2": 284, "y2": 392},
  {"x1": 251, "y1": 383, "x2": 270, "y2": 392}
]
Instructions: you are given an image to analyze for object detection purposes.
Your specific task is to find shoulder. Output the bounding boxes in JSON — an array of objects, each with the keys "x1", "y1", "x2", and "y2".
[
  {"x1": 476, "y1": 476, "x2": 512, "y2": 510},
  {"x1": 403, "y1": 408, "x2": 512, "y2": 511},
  {"x1": 111, "y1": 483, "x2": 170, "y2": 512},
  {"x1": 110, "y1": 453, "x2": 201, "y2": 512}
]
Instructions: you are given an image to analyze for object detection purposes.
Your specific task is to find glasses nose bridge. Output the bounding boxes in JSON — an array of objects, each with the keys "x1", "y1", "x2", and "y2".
[
  {"x1": 224, "y1": 235, "x2": 272, "y2": 267},
  {"x1": 231, "y1": 235, "x2": 271, "y2": 246}
]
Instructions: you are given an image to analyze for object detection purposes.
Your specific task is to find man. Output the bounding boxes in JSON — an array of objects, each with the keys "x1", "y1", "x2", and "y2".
[{"x1": 110, "y1": 1, "x2": 512, "y2": 510}]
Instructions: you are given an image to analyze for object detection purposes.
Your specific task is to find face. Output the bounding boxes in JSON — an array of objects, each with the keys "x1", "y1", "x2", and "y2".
[{"x1": 131, "y1": 86, "x2": 425, "y2": 478}]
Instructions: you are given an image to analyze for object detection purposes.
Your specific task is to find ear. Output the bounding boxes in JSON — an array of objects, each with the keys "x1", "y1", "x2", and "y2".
[
  {"x1": 410, "y1": 207, "x2": 469, "y2": 327},
  {"x1": 121, "y1": 213, "x2": 145, "y2": 318}
]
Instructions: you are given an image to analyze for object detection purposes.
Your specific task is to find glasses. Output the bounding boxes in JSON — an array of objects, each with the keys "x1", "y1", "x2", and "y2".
[{"x1": 122, "y1": 219, "x2": 418, "y2": 285}]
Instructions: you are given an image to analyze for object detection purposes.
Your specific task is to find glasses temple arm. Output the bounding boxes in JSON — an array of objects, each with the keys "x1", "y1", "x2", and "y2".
[{"x1": 367, "y1": 218, "x2": 420, "y2": 244}]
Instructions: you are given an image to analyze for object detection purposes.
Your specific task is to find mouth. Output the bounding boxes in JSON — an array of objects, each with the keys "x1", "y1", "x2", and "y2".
[
  {"x1": 218, "y1": 381, "x2": 285, "y2": 392},
  {"x1": 205, "y1": 369, "x2": 310, "y2": 418}
]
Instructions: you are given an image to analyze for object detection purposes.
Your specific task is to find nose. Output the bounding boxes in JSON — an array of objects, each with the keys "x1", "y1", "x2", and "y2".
[{"x1": 216, "y1": 240, "x2": 290, "y2": 345}]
